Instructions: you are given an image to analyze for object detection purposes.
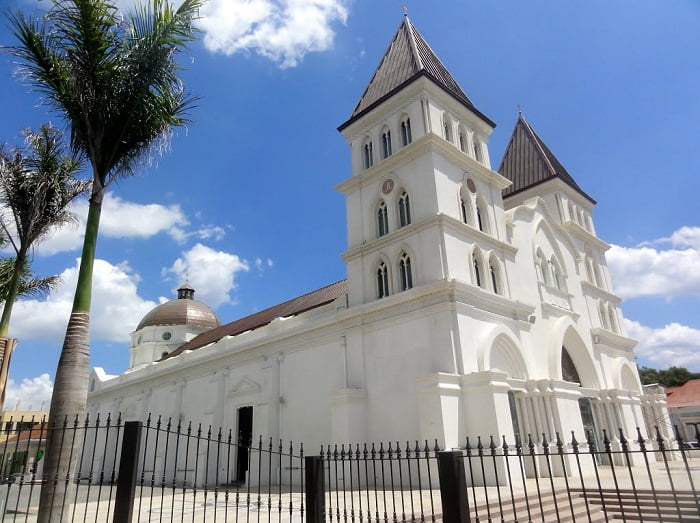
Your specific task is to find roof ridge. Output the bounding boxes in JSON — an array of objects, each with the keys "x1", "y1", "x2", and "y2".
[
  {"x1": 161, "y1": 280, "x2": 348, "y2": 360},
  {"x1": 519, "y1": 114, "x2": 557, "y2": 176},
  {"x1": 404, "y1": 15, "x2": 423, "y2": 70}
]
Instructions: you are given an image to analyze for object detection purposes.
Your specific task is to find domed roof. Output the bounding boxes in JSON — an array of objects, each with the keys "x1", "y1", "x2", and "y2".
[{"x1": 137, "y1": 284, "x2": 221, "y2": 331}]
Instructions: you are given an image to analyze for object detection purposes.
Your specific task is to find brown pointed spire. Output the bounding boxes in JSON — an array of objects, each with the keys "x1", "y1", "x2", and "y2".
[
  {"x1": 339, "y1": 17, "x2": 494, "y2": 130},
  {"x1": 498, "y1": 114, "x2": 595, "y2": 204}
]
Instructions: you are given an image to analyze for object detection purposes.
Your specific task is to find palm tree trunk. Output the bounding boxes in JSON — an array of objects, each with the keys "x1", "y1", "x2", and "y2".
[
  {"x1": 0, "y1": 338, "x2": 17, "y2": 416},
  {"x1": 0, "y1": 249, "x2": 28, "y2": 338},
  {"x1": 37, "y1": 188, "x2": 103, "y2": 523},
  {"x1": 0, "y1": 252, "x2": 26, "y2": 419}
]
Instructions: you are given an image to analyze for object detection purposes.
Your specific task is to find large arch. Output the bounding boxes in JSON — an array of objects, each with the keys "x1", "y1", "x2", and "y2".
[
  {"x1": 612, "y1": 359, "x2": 643, "y2": 394},
  {"x1": 548, "y1": 317, "x2": 602, "y2": 389},
  {"x1": 478, "y1": 326, "x2": 529, "y2": 379}
]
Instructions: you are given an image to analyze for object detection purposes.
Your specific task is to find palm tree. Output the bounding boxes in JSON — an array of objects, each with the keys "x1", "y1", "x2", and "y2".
[
  {"x1": 8, "y1": 0, "x2": 202, "y2": 518},
  {"x1": 0, "y1": 124, "x2": 86, "y2": 339},
  {"x1": 0, "y1": 125, "x2": 85, "y2": 424},
  {"x1": 10, "y1": 0, "x2": 204, "y2": 521}
]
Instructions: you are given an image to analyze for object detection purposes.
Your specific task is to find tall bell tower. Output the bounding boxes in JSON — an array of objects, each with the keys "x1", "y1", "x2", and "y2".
[{"x1": 337, "y1": 15, "x2": 512, "y2": 308}]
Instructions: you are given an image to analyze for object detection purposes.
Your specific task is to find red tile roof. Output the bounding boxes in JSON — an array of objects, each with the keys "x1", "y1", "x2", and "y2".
[
  {"x1": 162, "y1": 280, "x2": 347, "y2": 361},
  {"x1": 665, "y1": 379, "x2": 700, "y2": 408}
]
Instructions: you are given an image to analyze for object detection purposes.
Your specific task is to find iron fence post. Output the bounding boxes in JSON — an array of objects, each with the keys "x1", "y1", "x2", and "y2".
[
  {"x1": 113, "y1": 421, "x2": 143, "y2": 523},
  {"x1": 438, "y1": 450, "x2": 469, "y2": 523},
  {"x1": 305, "y1": 455, "x2": 325, "y2": 523}
]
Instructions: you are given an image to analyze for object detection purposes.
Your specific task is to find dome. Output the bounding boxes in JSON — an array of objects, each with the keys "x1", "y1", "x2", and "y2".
[{"x1": 136, "y1": 284, "x2": 220, "y2": 331}]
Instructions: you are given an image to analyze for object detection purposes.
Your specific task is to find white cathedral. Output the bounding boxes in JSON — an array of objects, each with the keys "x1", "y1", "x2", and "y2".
[{"x1": 87, "y1": 16, "x2": 670, "y2": 463}]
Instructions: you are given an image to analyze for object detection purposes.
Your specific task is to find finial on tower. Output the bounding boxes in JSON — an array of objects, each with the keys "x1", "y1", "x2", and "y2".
[
  {"x1": 403, "y1": 4, "x2": 408, "y2": 16},
  {"x1": 517, "y1": 104, "x2": 522, "y2": 116}
]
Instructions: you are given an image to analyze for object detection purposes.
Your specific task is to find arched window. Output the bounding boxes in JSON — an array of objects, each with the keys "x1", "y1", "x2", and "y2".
[
  {"x1": 377, "y1": 201, "x2": 388, "y2": 237},
  {"x1": 568, "y1": 201, "x2": 576, "y2": 222},
  {"x1": 458, "y1": 129, "x2": 467, "y2": 152},
  {"x1": 398, "y1": 191, "x2": 411, "y2": 227},
  {"x1": 443, "y1": 115, "x2": 453, "y2": 143},
  {"x1": 399, "y1": 252, "x2": 413, "y2": 291},
  {"x1": 473, "y1": 251, "x2": 484, "y2": 288},
  {"x1": 599, "y1": 302, "x2": 609, "y2": 330},
  {"x1": 608, "y1": 305, "x2": 618, "y2": 333},
  {"x1": 555, "y1": 194, "x2": 565, "y2": 222},
  {"x1": 472, "y1": 136, "x2": 482, "y2": 162},
  {"x1": 381, "y1": 129, "x2": 392, "y2": 159},
  {"x1": 377, "y1": 262, "x2": 389, "y2": 299},
  {"x1": 489, "y1": 257, "x2": 501, "y2": 295},
  {"x1": 593, "y1": 262, "x2": 604, "y2": 289},
  {"x1": 549, "y1": 257, "x2": 565, "y2": 291},
  {"x1": 400, "y1": 117, "x2": 412, "y2": 146},
  {"x1": 460, "y1": 195, "x2": 470, "y2": 224},
  {"x1": 585, "y1": 257, "x2": 595, "y2": 283},
  {"x1": 363, "y1": 140, "x2": 374, "y2": 169},
  {"x1": 475, "y1": 197, "x2": 489, "y2": 233}
]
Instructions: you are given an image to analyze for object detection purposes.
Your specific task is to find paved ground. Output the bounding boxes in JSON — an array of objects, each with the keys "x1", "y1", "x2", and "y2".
[{"x1": 1, "y1": 453, "x2": 697, "y2": 522}]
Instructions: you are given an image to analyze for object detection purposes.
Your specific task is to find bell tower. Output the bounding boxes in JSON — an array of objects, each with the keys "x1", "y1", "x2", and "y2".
[{"x1": 337, "y1": 15, "x2": 512, "y2": 307}]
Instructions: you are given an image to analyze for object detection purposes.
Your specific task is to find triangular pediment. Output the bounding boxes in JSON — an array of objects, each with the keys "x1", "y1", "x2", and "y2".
[
  {"x1": 227, "y1": 377, "x2": 261, "y2": 397},
  {"x1": 499, "y1": 114, "x2": 595, "y2": 204}
]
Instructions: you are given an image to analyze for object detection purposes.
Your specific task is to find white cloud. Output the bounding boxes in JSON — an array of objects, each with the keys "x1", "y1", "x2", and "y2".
[
  {"x1": 10, "y1": 258, "x2": 157, "y2": 343},
  {"x1": 32, "y1": 196, "x2": 225, "y2": 256},
  {"x1": 655, "y1": 226, "x2": 700, "y2": 250},
  {"x1": 607, "y1": 226, "x2": 700, "y2": 300},
  {"x1": 626, "y1": 319, "x2": 700, "y2": 372},
  {"x1": 254, "y1": 257, "x2": 274, "y2": 272},
  {"x1": 99, "y1": 197, "x2": 189, "y2": 239},
  {"x1": 199, "y1": 0, "x2": 348, "y2": 68},
  {"x1": 3, "y1": 373, "x2": 53, "y2": 411},
  {"x1": 162, "y1": 243, "x2": 249, "y2": 307}
]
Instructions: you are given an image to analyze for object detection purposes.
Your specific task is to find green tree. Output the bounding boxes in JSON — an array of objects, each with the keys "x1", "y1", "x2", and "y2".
[
  {"x1": 0, "y1": 124, "x2": 86, "y2": 338},
  {"x1": 0, "y1": 255, "x2": 60, "y2": 303},
  {"x1": 8, "y1": 1, "x2": 202, "y2": 518},
  {"x1": 639, "y1": 365, "x2": 700, "y2": 387}
]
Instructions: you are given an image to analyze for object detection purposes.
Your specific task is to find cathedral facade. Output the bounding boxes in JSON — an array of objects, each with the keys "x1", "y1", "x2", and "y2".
[{"x1": 87, "y1": 16, "x2": 669, "y2": 472}]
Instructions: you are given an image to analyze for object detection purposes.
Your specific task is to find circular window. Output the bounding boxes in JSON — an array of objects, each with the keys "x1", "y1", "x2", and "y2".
[
  {"x1": 466, "y1": 178, "x2": 477, "y2": 194},
  {"x1": 162, "y1": 331, "x2": 172, "y2": 341}
]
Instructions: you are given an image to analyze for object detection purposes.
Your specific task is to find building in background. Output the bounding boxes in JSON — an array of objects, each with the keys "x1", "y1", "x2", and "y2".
[
  {"x1": 86, "y1": 15, "x2": 670, "y2": 485},
  {"x1": 665, "y1": 379, "x2": 700, "y2": 442},
  {"x1": 0, "y1": 402, "x2": 48, "y2": 443}
]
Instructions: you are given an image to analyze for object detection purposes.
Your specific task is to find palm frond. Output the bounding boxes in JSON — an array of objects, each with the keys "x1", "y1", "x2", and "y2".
[
  {"x1": 0, "y1": 124, "x2": 88, "y2": 254},
  {"x1": 0, "y1": 257, "x2": 60, "y2": 302},
  {"x1": 9, "y1": 0, "x2": 204, "y2": 185}
]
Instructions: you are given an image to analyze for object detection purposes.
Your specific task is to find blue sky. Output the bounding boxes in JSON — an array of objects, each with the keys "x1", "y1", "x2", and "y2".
[{"x1": 1, "y1": 0, "x2": 699, "y2": 408}]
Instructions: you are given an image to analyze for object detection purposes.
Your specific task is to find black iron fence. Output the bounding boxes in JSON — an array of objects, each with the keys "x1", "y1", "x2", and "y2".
[{"x1": 0, "y1": 414, "x2": 698, "y2": 522}]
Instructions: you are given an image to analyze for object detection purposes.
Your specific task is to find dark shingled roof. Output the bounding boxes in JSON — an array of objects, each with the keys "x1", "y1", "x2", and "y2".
[
  {"x1": 161, "y1": 280, "x2": 348, "y2": 361},
  {"x1": 338, "y1": 16, "x2": 494, "y2": 131},
  {"x1": 498, "y1": 114, "x2": 595, "y2": 204}
]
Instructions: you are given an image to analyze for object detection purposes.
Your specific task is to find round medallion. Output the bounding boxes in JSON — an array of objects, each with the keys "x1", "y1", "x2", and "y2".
[
  {"x1": 466, "y1": 178, "x2": 477, "y2": 194},
  {"x1": 162, "y1": 331, "x2": 172, "y2": 341},
  {"x1": 381, "y1": 179, "x2": 395, "y2": 195}
]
